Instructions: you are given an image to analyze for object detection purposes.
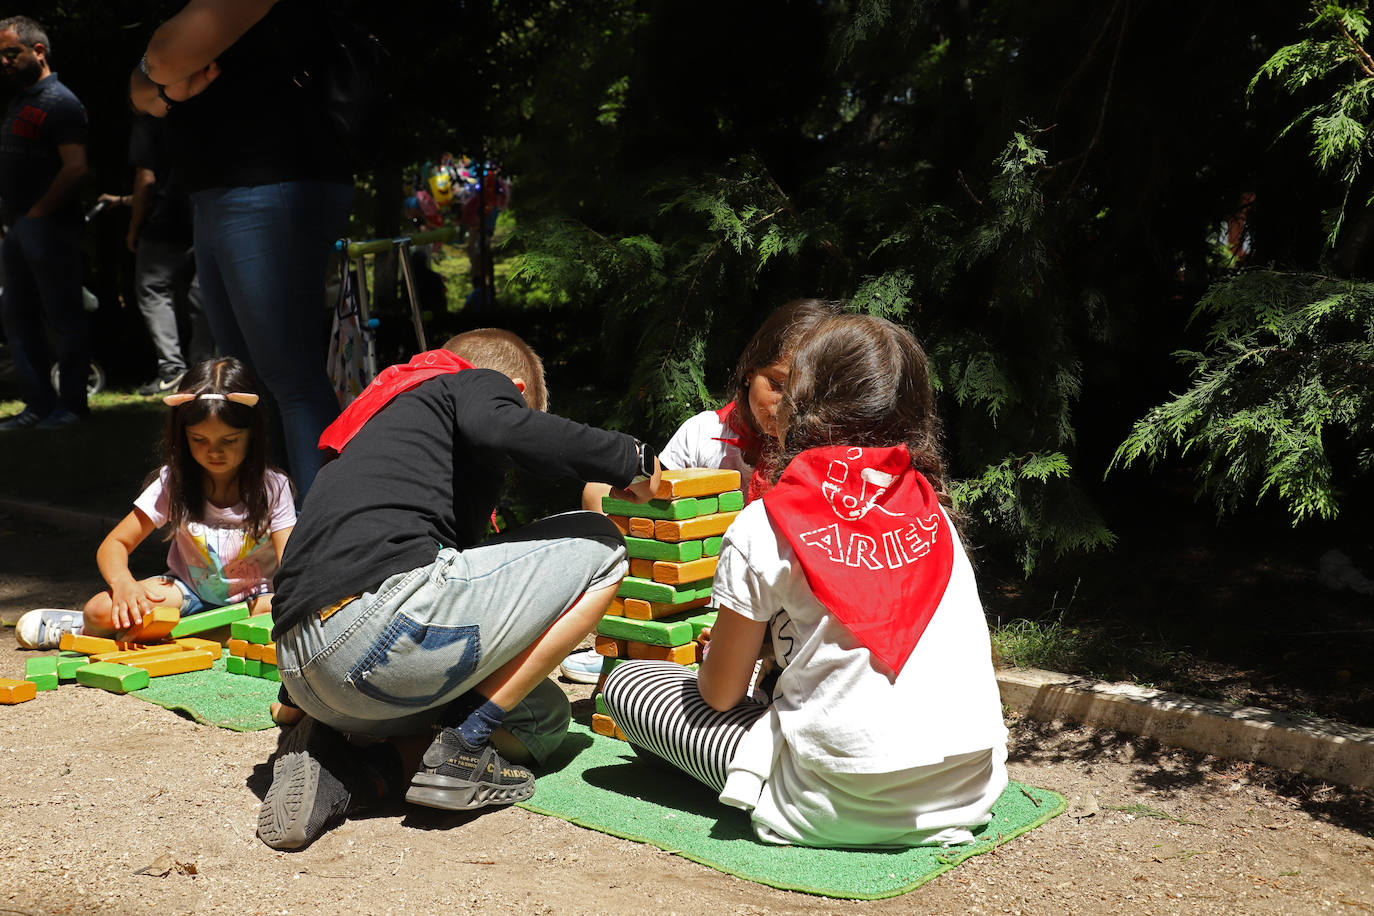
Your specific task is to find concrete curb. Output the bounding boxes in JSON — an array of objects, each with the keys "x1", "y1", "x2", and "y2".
[
  {"x1": 998, "y1": 667, "x2": 1374, "y2": 791},
  {"x1": 5, "y1": 497, "x2": 1371, "y2": 791}
]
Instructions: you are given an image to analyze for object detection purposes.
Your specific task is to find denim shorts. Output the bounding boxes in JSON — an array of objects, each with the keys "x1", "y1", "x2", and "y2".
[
  {"x1": 162, "y1": 575, "x2": 208, "y2": 616},
  {"x1": 275, "y1": 511, "x2": 627, "y2": 763}
]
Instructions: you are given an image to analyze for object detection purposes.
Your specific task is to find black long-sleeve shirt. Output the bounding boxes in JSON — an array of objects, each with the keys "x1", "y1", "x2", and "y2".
[{"x1": 271, "y1": 370, "x2": 637, "y2": 636}]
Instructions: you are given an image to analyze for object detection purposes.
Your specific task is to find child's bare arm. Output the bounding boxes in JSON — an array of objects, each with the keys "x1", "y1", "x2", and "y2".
[
  {"x1": 697, "y1": 606, "x2": 767, "y2": 711},
  {"x1": 95, "y1": 509, "x2": 160, "y2": 630}
]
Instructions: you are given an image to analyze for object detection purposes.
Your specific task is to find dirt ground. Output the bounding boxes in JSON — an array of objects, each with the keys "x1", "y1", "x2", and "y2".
[{"x1": 1, "y1": 517, "x2": 1372, "y2": 915}]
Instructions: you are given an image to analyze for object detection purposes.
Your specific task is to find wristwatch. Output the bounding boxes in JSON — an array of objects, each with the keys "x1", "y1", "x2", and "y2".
[{"x1": 633, "y1": 439, "x2": 658, "y2": 479}]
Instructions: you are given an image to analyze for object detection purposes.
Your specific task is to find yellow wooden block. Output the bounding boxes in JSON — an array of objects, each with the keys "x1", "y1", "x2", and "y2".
[
  {"x1": 591, "y1": 713, "x2": 626, "y2": 741},
  {"x1": 655, "y1": 468, "x2": 741, "y2": 499},
  {"x1": 653, "y1": 511, "x2": 739, "y2": 543},
  {"x1": 261, "y1": 643, "x2": 277, "y2": 666},
  {"x1": 174, "y1": 637, "x2": 223, "y2": 655},
  {"x1": 594, "y1": 635, "x2": 627, "y2": 657},
  {"x1": 126, "y1": 649, "x2": 216, "y2": 677},
  {"x1": 245, "y1": 643, "x2": 263, "y2": 661},
  {"x1": 606, "y1": 515, "x2": 630, "y2": 535},
  {"x1": 606, "y1": 597, "x2": 625, "y2": 617},
  {"x1": 0, "y1": 678, "x2": 37, "y2": 704},
  {"x1": 91, "y1": 643, "x2": 187, "y2": 664},
  {"x1": 226, "y1": 638, "x2": 250, "y2": 658},
  {"x1": 628, "y1": 558, "x2": 655, "y2": 580},
  {"x1": 622, "y1": 596, "x2": 711, "y2": 620},
  {"x1": 627, "y1": 641, "x2": 696, "y2": 664},
  {"x1": 652, "y1": 556, "x2": 718, "y2": 585},
  {"x1": 60, "y1": 633, "x2": 120, "y2": 655},
  {"x1": 116, "y1": 606, "x2": 180, "y2": 644},
  {"x1": 627, "y1": 517, "x2": 655, "y2": 538}
]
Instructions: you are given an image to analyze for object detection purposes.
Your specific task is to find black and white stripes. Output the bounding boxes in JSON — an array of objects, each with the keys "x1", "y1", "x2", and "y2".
[{"x1": 601, "y1": 661, "x2": 768, "y2": 793}]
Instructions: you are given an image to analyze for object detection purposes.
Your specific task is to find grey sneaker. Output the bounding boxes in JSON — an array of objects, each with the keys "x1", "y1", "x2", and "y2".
[
  {"x1": 15, "y1": 608, "x2": 84, "y2": 649},
  {"x1": 406, "y1": 727, "x2": 535, "y2": 811},
  {"x1": 0, "y1": 409, "x2": 42, "y2": 431},
  {"x1": 138, "y1": 369, "x2": 186, "y2": 397}
]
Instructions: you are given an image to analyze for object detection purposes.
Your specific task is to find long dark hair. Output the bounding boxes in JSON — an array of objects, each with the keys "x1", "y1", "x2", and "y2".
[
  {"x1": 158, "y1": 358, "x2": 276, "y2": 540},
  {"x1": 729, "y1": 298, "x2": 841, "y2": 457},
  {"x1": 774, "y1": 314, "x2": 950, "y2": 506}
]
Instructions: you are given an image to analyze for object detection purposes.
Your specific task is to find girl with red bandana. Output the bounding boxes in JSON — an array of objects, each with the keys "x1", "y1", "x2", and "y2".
[{"x1": 602, "y1": 314, "x2": 1009, "y2": 848}]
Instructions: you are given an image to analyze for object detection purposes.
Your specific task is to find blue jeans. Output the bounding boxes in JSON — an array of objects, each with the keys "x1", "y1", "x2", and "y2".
[
  {"x1": 192, "y1": 181, "x2": 352, "y2": 497},
  {"x1": 0, "y1": 216, "x2": 89, "y2": 415},
  {"x1": 275, "y1": 512, "x2": 628, "y2": 763}
]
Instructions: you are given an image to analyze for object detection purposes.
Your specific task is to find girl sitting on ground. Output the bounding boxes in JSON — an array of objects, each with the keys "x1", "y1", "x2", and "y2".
[
  {"x1": 17, "y1": 358, "x2": 294, "y2": 660},
  {"x1": 601, "y1": 314, "x2": 1009, "y2": 848}
]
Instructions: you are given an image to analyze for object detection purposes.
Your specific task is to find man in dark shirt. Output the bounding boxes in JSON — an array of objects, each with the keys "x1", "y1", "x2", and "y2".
[{"x1": 0, "y1": 15, "x2": 90, "y2": 430}]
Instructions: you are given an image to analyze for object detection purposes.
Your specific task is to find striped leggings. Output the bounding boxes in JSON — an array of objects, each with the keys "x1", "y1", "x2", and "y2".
[{"x1": 601, "y1": 661, "x2": 768, "y2": 792}]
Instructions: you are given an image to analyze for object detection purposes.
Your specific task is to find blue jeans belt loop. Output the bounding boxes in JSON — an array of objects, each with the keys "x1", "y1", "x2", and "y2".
[{"x1": 318, "y1": 593, "x2": 362, "y2": 622}]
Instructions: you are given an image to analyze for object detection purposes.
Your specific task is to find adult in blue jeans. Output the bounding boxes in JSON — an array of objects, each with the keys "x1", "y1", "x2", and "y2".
[{"x1": 130, "y1": 0, "x2": 352, "y2": 496}]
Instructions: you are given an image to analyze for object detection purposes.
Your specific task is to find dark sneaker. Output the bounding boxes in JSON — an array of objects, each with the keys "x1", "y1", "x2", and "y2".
[
  {"x1": 406, "y1": 727, "x2": 535, "y2": 811},
  {"x1": 257, "y1": 717, "x2": 397, "y2": 849},
  {"x1": 35, "y1": 409, "x2": 81, "y2": 430},
  {"x1": 0, "y1": 409, "x2": 42, "y2": 431},
  {"x1": 138, "y1": 369, "x2": 186, "y2": 397}
]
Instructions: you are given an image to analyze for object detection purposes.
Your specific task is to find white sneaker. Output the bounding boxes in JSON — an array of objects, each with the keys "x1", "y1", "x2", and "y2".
[
  {"x1": 16, "y1": 608, "x2": 85, "y2": 649},
  {"x1": 559, "y1": 648, "x2": 604, "y2": 684}
]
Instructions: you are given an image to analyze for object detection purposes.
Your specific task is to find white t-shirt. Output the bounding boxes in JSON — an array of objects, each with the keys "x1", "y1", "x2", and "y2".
[
  {"x1": 712, "y1": 500, "x2": 1008, "y2": 845},
  {"x1": 660, "y1": 410, "x2": 754, "y2": 492},
  {"x1": 134, "y1": 467, "x2": 296, "y2": 606}
]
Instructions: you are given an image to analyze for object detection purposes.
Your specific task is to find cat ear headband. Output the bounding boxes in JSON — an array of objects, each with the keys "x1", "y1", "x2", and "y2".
[{"x1": 162, "y1": 392, "x2": 261, "y2": 407}]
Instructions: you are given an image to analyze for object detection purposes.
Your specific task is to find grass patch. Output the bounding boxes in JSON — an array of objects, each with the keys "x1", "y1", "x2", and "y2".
[
  {"x1": 991, "y1": 614, "x2": 1090, "y2": 671},
  {"x1": 1104, "y1": 803, "x2": 1206, "y2": 827},
  {"x1": 0, "y1": 391, "x2": 165, "y2": 518}
]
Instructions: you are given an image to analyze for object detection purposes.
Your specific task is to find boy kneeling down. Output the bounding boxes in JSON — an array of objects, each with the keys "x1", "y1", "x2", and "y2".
[{"x1": 259, "y1": 329, "x2": 659, "y2": 849}]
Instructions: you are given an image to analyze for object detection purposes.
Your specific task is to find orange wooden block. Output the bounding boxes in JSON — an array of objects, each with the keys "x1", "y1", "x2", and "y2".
[
  {"x1": 594, "y1": 635, "x2": 627, "y2": 657},
  {"x1": 622, "y1": 596, "x2": 711, "y2": 620},
  {"x1": 59, "y1": 633, "x2": 119, "y2": 655},
  {"x1": 653, "y1": 511, "x2": 739, "y2": 543},
  {"x1": 261, "y1": 643, "x2": 277, "y2": 666},
  {"x1": 606, "y1": 597, "x2": 625, "y2": 617},
  {"x1": 627, "y1": 641, "x2": 696, "y2": 664},
  {"x1": 126, "y1": 649, "x2": 216, "y2": 677},
  {"x1": 628, "y1": 558, "x2": 655, "y2": 579},
  {"x1": 91, "y1": 643, "x2": 187, "y2": 664},
  {"x1": 226, "y1": 638, "x2": 250, "y2": 658},
  {"x1": 591, "y1": 713, "x2": 626, "y2": 741},
  {"x1": 116, "y1": 606, "x2": 180, "y2": 644},
  {"x1": 652, "y1": 556, "x2": 718, "y2": 585},
  {"x1": 174, "y1": 637, "x2": 223, "y2": 654},
  {"x1": 627, "y1": 517, "x2": 655, "y2": 538},
  {"x1": 245, "y1": 643, "x2": 263, "y2": 661},
  {"x1": 0, "y1": 677, "x2": 37, "y2": 704},
  {"x1": 655, "y1": 468, "x2": 741, "y2": 499},
  {"x1": 606, "y1": 515, "x2": 630, "y2": 535}
]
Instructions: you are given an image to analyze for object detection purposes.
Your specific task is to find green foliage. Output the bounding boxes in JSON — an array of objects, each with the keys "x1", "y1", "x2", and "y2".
[{"x1": 1113, "y1": 270, "x2": 1374, "y2": 521}]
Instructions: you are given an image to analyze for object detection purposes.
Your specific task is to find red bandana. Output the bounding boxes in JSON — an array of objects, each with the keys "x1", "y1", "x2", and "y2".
[
  {"x1": 713, "y1": 401, "x2": 774, "y2": 503},
  {"x1": 762, "y1": 444, "x2": 953, "y2": 674},
  {"x1": 318, "y1": 349, "x2": 474, "y2": 454}
]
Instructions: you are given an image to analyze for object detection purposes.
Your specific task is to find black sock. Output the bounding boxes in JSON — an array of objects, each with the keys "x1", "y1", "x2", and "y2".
[{"x1": 457, "y1": 699, "x2": 508, "y2": 747}]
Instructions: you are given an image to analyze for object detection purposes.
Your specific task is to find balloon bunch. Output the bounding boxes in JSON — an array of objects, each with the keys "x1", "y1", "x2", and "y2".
[{"x1": 403, "y1": 154, "x2": 511, "y2": 230}]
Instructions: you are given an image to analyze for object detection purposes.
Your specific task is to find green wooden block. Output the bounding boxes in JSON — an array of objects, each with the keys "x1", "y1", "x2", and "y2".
[
  {"x1": 25, "y1": 656, "x2": 58, "y2": 677},
  {"x1": 601, "y1": 655, "x2": 627, "y2": 676},
  {"x1": 169, "y1": 601, "x2": 249, "y2": 637},
  {"x1": 718, "y1": 490, "x2": 744, "y2": 512},
  {"x1": 230, "y1": 615, "x2": 274, "y2": 644},
  {"x1": 601, "y1": 495, "x2": 701, "y2": 520},
  {"x1": 75, "y1": 662, "x2": 150, "y2": 694},
  {"x1": 225, "y1": 655, "x2": 245, "y2": 675},
  {"x1": 597, "y1": 615, "x2": 694, "y2": 647},
  {"x1": 703, "y1": 536, "x2": 723, "y2": 557},
  {"x1": 677, "y1": 609, "x2": 718, "y2": 639},
  {"x1": 616, "y1": 576, "x2": 714, "y2": 605},
  {"x1": 56, "y1": 654, "x2": 87, "y2": 680},
  {"x1": 695, "y1": 496, "x2": 719, "y2": 515},
  {"x1": 624, "y1": 536, "x2": 703, "y2": 562},
  {"x1": 595, "y1": 694, "x2": 610, "y2": 716},
  {"x1": 26, "y1": 673, "x2": 58, "y2": 691},
  {"x1": 245, "y1": 659, "x2": 262, "y2": 678},
  {"x1": 259, "y1": 663, "x2": 280, "y2": 682}
]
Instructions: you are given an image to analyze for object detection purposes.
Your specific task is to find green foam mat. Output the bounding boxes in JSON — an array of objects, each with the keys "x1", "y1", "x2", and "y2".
[
  {"x1": 130, "y1": 655, "x2": 277, "y2": 732},
  {"x1": 519, "y1": 721, "x2": 1064, "y2": 899}
]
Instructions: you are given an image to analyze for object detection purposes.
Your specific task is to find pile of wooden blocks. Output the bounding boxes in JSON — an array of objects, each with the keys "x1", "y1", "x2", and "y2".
[
  {"x1": 0, "y1": 602, "x2": 252, "y2": 703},
  {"x1": 591, "y1": 467, "x2": 742, "y2": 739},
  {"x1": 226, "y1": 615, "x2": 280, "y2": 682}
]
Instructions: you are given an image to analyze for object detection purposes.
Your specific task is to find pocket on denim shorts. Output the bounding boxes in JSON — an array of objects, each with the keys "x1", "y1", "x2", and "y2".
[{"x1": 344, "y1": 612, "x2": 481, "y2": 708}]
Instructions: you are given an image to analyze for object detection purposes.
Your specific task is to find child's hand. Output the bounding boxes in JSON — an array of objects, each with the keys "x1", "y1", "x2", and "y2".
[
  {"x1": 610, "y1": 457, "x2": 663, "y2": 504},
  {"x1": 108, "y1": 581, "x2": 156, "y2": 631}
]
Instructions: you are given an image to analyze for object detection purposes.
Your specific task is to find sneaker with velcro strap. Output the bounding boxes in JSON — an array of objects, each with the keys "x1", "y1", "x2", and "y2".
[{"x1": 405, "y1": 726, "x2": 535, "y2": 811}]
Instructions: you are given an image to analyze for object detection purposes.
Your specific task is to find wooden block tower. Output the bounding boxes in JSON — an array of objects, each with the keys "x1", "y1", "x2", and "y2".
[{"x1": 592, "y1": 468, "x2": 742, "y2": 739}]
